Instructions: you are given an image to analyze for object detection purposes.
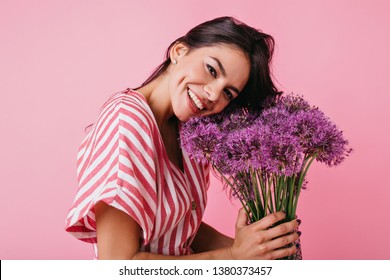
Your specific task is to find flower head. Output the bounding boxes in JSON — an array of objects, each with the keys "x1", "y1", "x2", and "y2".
[
  {"x1": 180, "y1": 119, "x2": 222, "y2": 164},
  {"x1": 292, "y1": 107, "x2": 353, "y2": 166},
  {"x1": 268, "y1": 93, "x2": 312, "y2": 113},
  {"x1": 262, "y1": 132, "x2": 304, "y2": 176},
  {"x1": 212, "y1": 121, "x2": 269, "y2": 174}
]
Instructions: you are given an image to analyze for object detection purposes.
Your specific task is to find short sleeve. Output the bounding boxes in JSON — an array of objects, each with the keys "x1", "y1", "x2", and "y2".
[{"x1": 65, "y1": 94, "x2": 159, "y2": 244}]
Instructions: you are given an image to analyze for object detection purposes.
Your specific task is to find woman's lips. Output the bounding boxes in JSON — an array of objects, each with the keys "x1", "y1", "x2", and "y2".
[{"x1": 187, "y1": 88, "x2": 205, "y2": 110}]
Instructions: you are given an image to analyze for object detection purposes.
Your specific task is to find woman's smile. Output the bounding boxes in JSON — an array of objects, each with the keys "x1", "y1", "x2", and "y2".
[{"x1": 187, "y1": 87, "x2": 205, "y2": 111}]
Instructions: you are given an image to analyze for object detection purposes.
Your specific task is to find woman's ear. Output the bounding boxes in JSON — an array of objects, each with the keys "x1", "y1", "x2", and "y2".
[{"x1": 169, "y1": 42, "x2": 189, "y2": 63}]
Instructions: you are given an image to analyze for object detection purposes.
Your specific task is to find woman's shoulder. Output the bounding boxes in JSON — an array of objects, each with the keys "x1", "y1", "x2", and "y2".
[
  {"x1": 99, "y1": 88, "x2": 155, "y2": 125},
  {"x1": 101, "y1": 88, "x2": 148, "y2": 110}
]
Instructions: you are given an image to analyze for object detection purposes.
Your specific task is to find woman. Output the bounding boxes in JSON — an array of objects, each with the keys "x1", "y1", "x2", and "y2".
[{"x1": 65, "y1": 16, "x2": 300, "y2": 259}]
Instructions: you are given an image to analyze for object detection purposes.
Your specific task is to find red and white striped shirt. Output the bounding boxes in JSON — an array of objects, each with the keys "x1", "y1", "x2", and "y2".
[{"x1": 65, "y1": 89, "x2": 210, "y2": 256}]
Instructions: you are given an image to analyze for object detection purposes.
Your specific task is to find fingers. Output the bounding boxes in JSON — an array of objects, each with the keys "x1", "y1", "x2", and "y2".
[
  {"x1": 265, "y1": 219, "x2": 299, "y2": 240},
  {"x1": 233, "y1": 210, "x2": 300, "y2": 260},
  {"x1": 268, "y1": 241, "x2": 298, "y2": 260},
  {"x1": 259, "y1": 219, "x2": 299, "y2": 259},
  {"x1": 266, "y1": 231, "x2": 299, "y2": 251},
  {"x1": 254, "y1": 231, "x2": 299, "y2": 260},
  {"x1": 251, "y1": 212, "x2": 287, "y2": 230},
  {"x1": 235, "y1": 207, "x2": 249, "y2": 229}
]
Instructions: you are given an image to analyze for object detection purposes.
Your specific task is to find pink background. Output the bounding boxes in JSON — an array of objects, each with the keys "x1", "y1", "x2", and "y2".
[{"x1": 1, "y1": 0, "x2": 389, "y2": 259}]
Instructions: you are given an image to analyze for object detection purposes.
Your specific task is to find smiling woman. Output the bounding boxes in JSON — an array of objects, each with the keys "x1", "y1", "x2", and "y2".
[
  {"x1": 165, "y1": 43, "x2": 250, "y2": 121},
  {"x1": 64, "y1": 16, "x2": 299, "y2": 260}
]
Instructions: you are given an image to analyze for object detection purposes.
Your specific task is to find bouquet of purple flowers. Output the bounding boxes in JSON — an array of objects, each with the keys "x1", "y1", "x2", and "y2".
[{"x1": 180, "y1": 93, "x2": 352, "y2": 258}]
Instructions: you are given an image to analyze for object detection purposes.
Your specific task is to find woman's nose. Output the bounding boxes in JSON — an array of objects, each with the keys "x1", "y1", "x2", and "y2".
[{"x1": 204, "y1": 85, "x2": 221, "y2": 103}]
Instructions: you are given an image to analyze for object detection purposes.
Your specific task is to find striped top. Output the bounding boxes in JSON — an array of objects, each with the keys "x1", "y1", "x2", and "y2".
[{"x1": 65, "y1": 89, "x2": 210, "y2": 256}]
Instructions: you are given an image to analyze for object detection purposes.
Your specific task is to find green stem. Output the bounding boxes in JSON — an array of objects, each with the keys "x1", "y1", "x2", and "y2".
[
  {"x1": 287, "y1": 174, "x2": 297, "y2": 221},
  {"x1": 212, "y1": 166, "x2": 252, "y2": 220},
  {"x1": 281, "y1": 176, "x2": 287, "y2": 213},
  {"x1": 274, "y1": 175, "x2": 279, "y2": 211},
  {"x1": 280, "y1": 176, "x2": 287, "y2": 213},
  {"x1": 251, "y1": 169, "x2": 261, "y2": 220},
  {"x1": 256, "y1": 169, "x2": 267, "y2": 218},
  {"x1": 267, "y1": 181, "x2": 274, "y2": 213},
  {"x1": 292, "y1": 154, "x2": 317, "y2": 214}
]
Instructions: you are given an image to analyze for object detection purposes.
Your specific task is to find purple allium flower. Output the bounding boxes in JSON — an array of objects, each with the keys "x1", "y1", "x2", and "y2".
[
  {"x1": 312, "y1": 123, "x2": 352, "y2": 167},
  {"x1": 262, "y1": 132, "x2": 304, "y2": 176},
  {"x1": 214, "y1": 124, "x2": 260, "y2": 174},
  {"x1": 180, "y1": 104, "x2": 263, "y2": 170},
  {"x1": 292, "y1": 108, "x2": 352, "y2": 166},
  {"x1": 180, "y1": 92, "x2": 352, "y2": 224},
  {"x1": 181, "y1": 93, "x2": 351, "y2": 172},
  {"x1": 180, "y1": 120, "x2": 222, "y2": 164},
  {"x1": 201, "y1": 103, "x2": 261, "y2": 131},
  {"x1": 220, "y1": 107, "x2": 261, "y2": 132},
  {"x1": 274, "y1": 93, "x2": 312, "y2": 113}
]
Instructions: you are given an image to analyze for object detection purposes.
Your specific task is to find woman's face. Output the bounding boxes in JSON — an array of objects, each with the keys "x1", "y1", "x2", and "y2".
[{"x1": 168, "y1": 43, "x2": 250, "y2": 122}]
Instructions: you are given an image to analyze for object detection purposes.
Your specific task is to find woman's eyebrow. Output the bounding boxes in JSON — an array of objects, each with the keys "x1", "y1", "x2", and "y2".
[{"x1": 210, "y1": 56, "x2": 241, "y2": 95}]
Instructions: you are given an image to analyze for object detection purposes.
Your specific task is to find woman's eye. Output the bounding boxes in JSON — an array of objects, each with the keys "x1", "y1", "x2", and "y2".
[
  {"x1": 207, "y1": 64, "x2": 217, "y2": 78},
  {"x1": 224, "y1": 89, "x2": 233, "y2": 101}
]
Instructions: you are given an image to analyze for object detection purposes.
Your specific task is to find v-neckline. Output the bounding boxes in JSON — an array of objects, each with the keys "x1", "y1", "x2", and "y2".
[{"x1": 128, "y1": 89, "x2": 186, "y2": 177}]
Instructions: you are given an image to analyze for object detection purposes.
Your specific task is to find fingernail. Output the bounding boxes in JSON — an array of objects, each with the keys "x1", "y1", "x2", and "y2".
[
  {"x1": 297, "y1": 231, "x2": 302, "y2": 237},
  {"x1": 297, "y1": 219, "x2": 302, "y2": 225}
]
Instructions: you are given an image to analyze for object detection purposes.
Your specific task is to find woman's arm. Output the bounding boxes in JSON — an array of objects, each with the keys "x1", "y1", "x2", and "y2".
[
  {"x1": 95, "y1": 202, "x2": 299, "y2": 260},
  {"x1": 95, "y1": 202, "x2": 232, "y2": 260}
]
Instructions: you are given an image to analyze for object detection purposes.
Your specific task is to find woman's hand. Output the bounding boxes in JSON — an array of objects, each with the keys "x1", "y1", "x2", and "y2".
[{"x1": 229, "y1": 208, "x2": 299, "y2": 260}]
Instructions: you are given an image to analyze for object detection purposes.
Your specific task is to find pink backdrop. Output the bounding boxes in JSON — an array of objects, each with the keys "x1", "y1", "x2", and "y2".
[{"x1": 1, "y1": 0, "x2": 389, "y2": 259}]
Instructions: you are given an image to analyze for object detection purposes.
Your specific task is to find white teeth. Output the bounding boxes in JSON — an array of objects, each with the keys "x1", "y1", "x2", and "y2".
[{"x1": 188, "y1": 89, "x2": 204, "y2": 110}]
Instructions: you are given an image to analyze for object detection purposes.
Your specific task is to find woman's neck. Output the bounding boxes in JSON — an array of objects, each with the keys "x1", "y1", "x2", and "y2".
[
  {"x1": 136, "y1": 74, "x2": 173, "y2": 129},
  {"x1": 136, "y1": 75, "x2": 183, "y2": 171}
]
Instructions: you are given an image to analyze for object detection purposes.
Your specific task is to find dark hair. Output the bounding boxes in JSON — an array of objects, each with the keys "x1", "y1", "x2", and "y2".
[{"x1": 138, "y1": 16, "x2": 281, "y2": 109}]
